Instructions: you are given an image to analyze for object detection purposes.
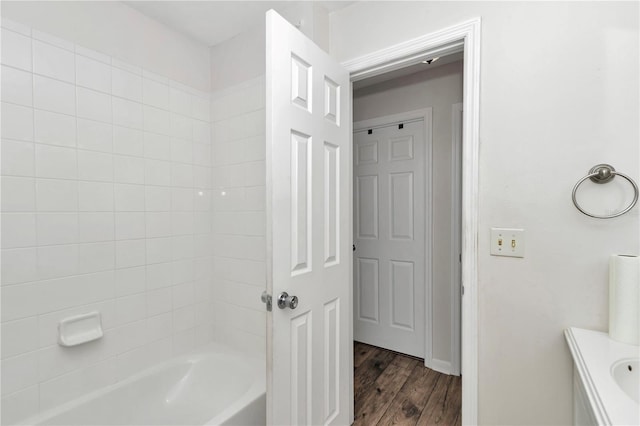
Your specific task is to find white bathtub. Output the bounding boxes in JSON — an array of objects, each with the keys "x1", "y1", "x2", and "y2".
[{"x1": 23, "y1": 343, "x2": 265, "y2": 426}]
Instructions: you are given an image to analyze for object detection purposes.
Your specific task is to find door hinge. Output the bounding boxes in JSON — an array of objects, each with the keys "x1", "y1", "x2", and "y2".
[
  {"x1": 462, "y1": 285, "x2": 465, "y2": 296},
  {"x1": 261, "y1": 291, "x2": 272, "y2": 312},
  {"x1": 459, "y1": 253, "x2": 461, "y2": 263}
]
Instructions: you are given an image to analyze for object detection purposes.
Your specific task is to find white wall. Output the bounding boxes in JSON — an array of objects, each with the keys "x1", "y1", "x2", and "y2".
[
  {"x1": 333, "y1": 2, "x2": 639, "y2": 425},
  {"x1": 354, "y1": 60, "x2": 463, "y2": 367},
  {"x1": 1, "y1": 1, "x2": 211, "y2": 91},
  {"x1": 0, "y1": 19, "x2": 214, "y2": 424}
]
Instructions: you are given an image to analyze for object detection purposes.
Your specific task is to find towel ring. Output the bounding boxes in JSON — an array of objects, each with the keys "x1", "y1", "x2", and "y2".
[{"x1": 572, "y1": 164, "x2": 639, "y2": 219}]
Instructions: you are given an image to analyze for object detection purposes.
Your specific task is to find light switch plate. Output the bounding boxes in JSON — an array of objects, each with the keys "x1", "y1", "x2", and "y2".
[{"x1": 490, "y1": 228, "x2": 525, "y2": 257}]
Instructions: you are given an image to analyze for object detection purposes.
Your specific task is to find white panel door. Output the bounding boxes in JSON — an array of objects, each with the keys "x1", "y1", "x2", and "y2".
[
  {"x1": 353, "y1": 119, "x2": 425, "y2": 358},
  {"x1": 266, "y1": 10, "x2": 351, "y2": 426}
]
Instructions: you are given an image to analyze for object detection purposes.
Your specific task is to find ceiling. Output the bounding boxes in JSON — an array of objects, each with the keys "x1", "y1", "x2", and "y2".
[{"x1": 125, "y1": 1, "x2": 355, "y2": 47}]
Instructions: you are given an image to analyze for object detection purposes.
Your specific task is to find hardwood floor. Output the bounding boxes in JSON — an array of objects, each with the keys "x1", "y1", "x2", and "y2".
[{"x1": 354, "y1": 342, "x2": 462, "y2": 426}]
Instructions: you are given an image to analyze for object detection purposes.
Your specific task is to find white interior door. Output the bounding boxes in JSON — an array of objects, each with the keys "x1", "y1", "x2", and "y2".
[
  {"x1": 353, "y1": 117, "x2": 426, "y2": 358},
  {"x1": 266, "y1": 10, "x2": 351, "y2": 426}
]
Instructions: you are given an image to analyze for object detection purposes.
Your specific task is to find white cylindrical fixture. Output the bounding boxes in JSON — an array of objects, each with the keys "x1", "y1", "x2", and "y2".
[{"x1": 609, "y1": 254, "x2": 640, "y2": 345}]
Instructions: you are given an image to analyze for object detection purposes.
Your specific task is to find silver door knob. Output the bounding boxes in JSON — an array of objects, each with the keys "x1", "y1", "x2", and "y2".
[{"x1": 277, "y1": 292, "x2": 298, "y2": 310}]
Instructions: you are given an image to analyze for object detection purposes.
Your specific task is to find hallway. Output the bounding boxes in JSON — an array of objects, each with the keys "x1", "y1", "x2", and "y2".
[{"x1": 354, "y1": 342, "x2": 462, "y2": 425}]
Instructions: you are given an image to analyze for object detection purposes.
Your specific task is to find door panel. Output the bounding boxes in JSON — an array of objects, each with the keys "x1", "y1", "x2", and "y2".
[
  {"x1": 266, "y1": 10, "x2": 351, "y2": 426},
  {"x1": 353, "y1": 119, "x2": 426, "y2": 358}
]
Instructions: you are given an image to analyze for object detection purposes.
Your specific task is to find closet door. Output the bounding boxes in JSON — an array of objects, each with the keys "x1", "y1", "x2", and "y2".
[
  {"x1": 353, "y1": 118, "x2": 426, "y2": 358},
  {"x1": 266, "y1": 10, "x2": 351, "y2": 425}
]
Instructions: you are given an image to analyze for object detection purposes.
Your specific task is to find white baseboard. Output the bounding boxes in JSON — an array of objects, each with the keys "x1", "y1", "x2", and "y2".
[{"x1": 430, "y1": 358, "x2": 452, "y2": 375}]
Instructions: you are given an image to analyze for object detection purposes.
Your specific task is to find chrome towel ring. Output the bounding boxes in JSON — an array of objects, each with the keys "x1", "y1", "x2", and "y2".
[{"x1": 572, "y1": 164, "x2": 639, "y2": 219}]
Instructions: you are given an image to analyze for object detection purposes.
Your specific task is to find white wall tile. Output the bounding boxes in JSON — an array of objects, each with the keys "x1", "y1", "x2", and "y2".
[
  {"x1": 193, "y1": 166, "x2": 211, "y2": 189},
  {"x1": 1, "y1": 352, "x2": 38, "y2": 396},
  {"x1": 36, "y1": 244, "x2": 78, "y2": 280},
  {"x1": 146, "y1": 288, "x2": 171, "y2": 316},
  {"x1": 33, "y1": 75, "x2": 75, "y2": 115},
  {"x1": 39, "y1": 359, "x2": 115, "y2": 413},
  {"x1": 192, "y1": 120, "x2": 210, "y2": 145},
  {"x1": 143, "y1": 132, "x2": 171, "y2": 161},
  {"x1": 0, "y1": 385, "x2": 38, "y2": 425},
  {"x1": 114, "y1": 212, "x2": 145, "y2": 240},
  {"x1": 172, "y1": 305, "x2": 195, "y2": 333},
  {"x1": 1, "y1": 176, "x2": 35, "y2": 212},
  {"x1": 35, "y1": 179, "x2": 78, "y2": 211},
  {"x1": 171, "y1": 235, "x2": 194, "y2": 260},
  {"x1": 169, "y1": 88, "x2": 191, "y2": 116},
  {"x1": 34, "y1": 109, "x2": 76, "y2": 147},
  {"x1": 77, "y1": 150, "x2": 112, "y2": 182},
  {"x1": 78, "y1": 242, "x2": 115, "y2": 274},
  {"x1": 112, "y1": 58, "x2": 140, "y2": 75},
  {"x1": 143, "y1": 106, "x2": 171, "y2": 135},
  {"x1": 1, "y1": 18, "x2": 30, "y2": 35},
  {"x1": 78, "y1": 182, "x2": 113, "y2": 212},
  {"x1": 75, "y1": 54, "x2": 111, "y2": 93},
  {"x1": 114, "y1": 293, "x2": 146, "y2": 326},
  {"x1": 1, "y1": 65, "x2": 32, "y2": 106},
  {"x1": 1, "y1": 102, "x2": 33, "y2": 141},
  {"x1": 77, "y1": 119, "x2": 113, "y2": 152},
  {"x1": 1, "y1": 248, "x2": 38, "y2": 285},
  {"x1": 171, "y1": 259, "x2": 194, "y2": 285},
  {"x1": 193, "y1": 143, "x2": 211, "y2": 167},
  {"x1": 1, "y1": 282, "x2": 39, "y2": 321},
  {"x1": 113, "y1": 155, "x2": 144, "y2": 184},
  {"x1": 146, "y1": 237, "x2": 172, "y2": 265},
  {"x1": 35, "y1": 144, "x2": 76, "y2": 180},
  {"x1": 112, "y1": 68, "x2": 142, "y2": 102},
  {"x1": 113, "y1": 126, "x2": 143, "y2": 157},
  {"x1": 115, "y1": 239, "x2": 145, "y2": 269},
  {"x1": 172, "y1": 281, "x2": 194, "y2": 309},
  {"x1": 1, "y1": 28, "x2": 32, "y2": 71},
  {"x1": 144, "y1": 158, "x2": 171, "y2": 186},
  {"x1": 170, "y1": 114, "x2": 192, "y2": 140},
  {"x1": 192, "y1": 96, "x2": 210, "y2": 121},
  {"x1": 37, "y1": 271, "x2": 114, "y2": 314},
  {"x1": 146, "y1": 262, "x2": 172, "y2": 290},
  {"x1": 115, "y1": 267, "x2": 146, "y2": 297},
  {"x1": 114, "y1": 184, "x2": 145, "y2": 211},
  {"x1": 36, "y1": 213, "x2": 78, "y2": 245},
  {"x1": 170, "y1": 138, "x2": 192, "y2": 164},
  {"x1": 172, "y1": 328, "x2": 195, "y2": 356},
  {"x1": 171, "y1": 188, "x2": 194, "y2": 212},
  {"x1": 1, "y1": 317, "x2": 39, "y2": 358},
  {"x1": 172, "y1": 212, "x2": 195, "y2": 236},
  {"x1": 1, "y1": 213, "x2": 37, "y2": 248},
  {"x1": 142, "y1": 69, "x2": 168, "y2": 84},
  {"x1": 145, "y1": 212, "x2": 172, "y2": 238},
  {"x1": 171, "y1": 163, "x2": 194, "y2": 187},
  {"x1": 1, "y1": 139, "x2": 34, "y2": 176},
  {"x1": 75, "y1": 45, "x2": 110, "y2": 64},
  {"x1": 33, "y1": 40, "x2": 74, "y2": 83},
  {"x1": 31, "y1": 30, "x2": 73, "y2": 51},
  {"x1": 115, "y1": 337, "x2": 171, "y2": 382},
  {"x1": 146, "y1": 312, "x2": 172, "y2": 342},
  {"x1": 112, "y1": 320, "x2": 147, "y2": 355},
  {"x1": 145, "y1": 186, "x2": 171, "y2": 212},
  {"x1": 77, "y1": 87, "x2": 111, "y2": 123},
  {"x1": 113, "y1": 97, "x2": 143, "y2": 130},
  {"x1": 78, "y1": 213, "x2": 114, "y2": 242},
  {"x1": 142, "y1": 78, "x2": 169, "y2": 110}
]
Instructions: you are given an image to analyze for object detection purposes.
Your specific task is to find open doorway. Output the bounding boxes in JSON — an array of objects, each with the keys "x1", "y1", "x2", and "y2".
[{"x1": 351, "y1": 52, "x2": 463, "y2": 424}]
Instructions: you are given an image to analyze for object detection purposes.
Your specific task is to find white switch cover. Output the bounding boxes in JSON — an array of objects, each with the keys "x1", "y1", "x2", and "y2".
[{"x1": 490, "y1": 228, "x2": 525, "y2": 258}]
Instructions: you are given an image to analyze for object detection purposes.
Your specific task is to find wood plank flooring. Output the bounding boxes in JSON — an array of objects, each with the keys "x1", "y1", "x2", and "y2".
[{"x1": 354, "y1": 342, "x2": 462, "y2": 426}]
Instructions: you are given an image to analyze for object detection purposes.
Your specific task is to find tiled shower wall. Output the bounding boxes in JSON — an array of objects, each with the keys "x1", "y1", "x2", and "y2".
[
  {"x1": 0, "y1": 19, "x2": 214, "y2": 424},
  {"x1": 210, "y1": 77, "x2": 267, "y2": 354}
]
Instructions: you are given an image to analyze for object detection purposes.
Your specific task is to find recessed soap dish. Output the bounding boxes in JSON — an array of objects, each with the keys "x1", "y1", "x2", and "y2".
[{"x1": 58, "y1": 311, "x2": 103, "y2": 347}]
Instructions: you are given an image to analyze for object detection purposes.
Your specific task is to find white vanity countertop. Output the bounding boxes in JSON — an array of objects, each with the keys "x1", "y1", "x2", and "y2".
[{"x1": 565, "y1": 327, "x2": 640, "y2": 426}]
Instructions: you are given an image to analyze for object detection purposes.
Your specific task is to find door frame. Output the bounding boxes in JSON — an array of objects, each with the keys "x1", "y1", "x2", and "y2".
[
  {"x1": 352, "y1": 108, "x2": 434, "y2": 367},
  {"x1": 342, "y1": 18, "x2": 481, "y2": 425},
  {"x1": 451, "y1": 102, "x2": 463, "y2": 376}
]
